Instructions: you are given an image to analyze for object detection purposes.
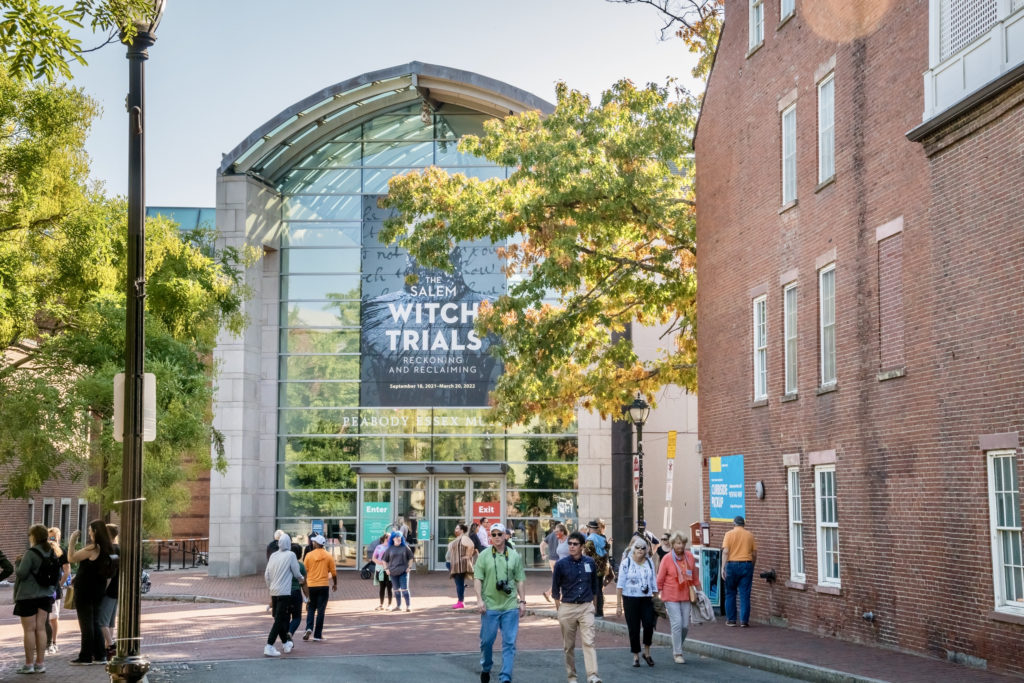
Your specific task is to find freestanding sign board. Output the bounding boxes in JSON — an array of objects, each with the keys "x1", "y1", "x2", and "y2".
[{"x1": 709, "y1": 454, "x2": 745, "y2": 522}]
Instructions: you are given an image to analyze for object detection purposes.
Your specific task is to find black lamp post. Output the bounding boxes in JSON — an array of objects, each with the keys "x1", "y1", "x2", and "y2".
[
  {"x1": 624, "y1": 393, "x2": 651, "y2": 531},
  {"x1": 109, "y1": 3, "x2": 164, "y2": 682}
]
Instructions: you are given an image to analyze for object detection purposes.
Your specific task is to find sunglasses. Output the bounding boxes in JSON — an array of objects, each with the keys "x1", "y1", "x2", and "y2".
[
  {"x1": 567, "y1": 541, "x2": 581, "y2": 546},
  {"x1": 490, "y1": 532, "x2": 504, "y2": 537}
]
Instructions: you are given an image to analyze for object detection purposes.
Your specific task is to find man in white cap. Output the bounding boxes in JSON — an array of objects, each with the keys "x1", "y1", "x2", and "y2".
[
  {"x1": 473, "y1": 523, "x2": 526, "y2": 683},
  {"x1": 263, "y1": 533, "x2": 304, "y2": 657},
  {"x1": 301, "y1": 534, "x2": 337, "y2": 641}
]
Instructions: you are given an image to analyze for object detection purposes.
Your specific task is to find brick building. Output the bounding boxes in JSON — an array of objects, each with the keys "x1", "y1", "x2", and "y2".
[
  {"x1": 695, "y1": 0, "x2": 1024, "y2": 674},
  {"x1": 0, "y1": 465, "x2": 91, "y2": 563}
]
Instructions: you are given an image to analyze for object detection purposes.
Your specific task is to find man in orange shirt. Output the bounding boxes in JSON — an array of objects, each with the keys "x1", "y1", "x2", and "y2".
[
  {"x1": 720, "y1": 516, "x2": 757, "y2": 627},
  {"x1": 301, "y1": 534, "x2": 337, "y2": 641}
]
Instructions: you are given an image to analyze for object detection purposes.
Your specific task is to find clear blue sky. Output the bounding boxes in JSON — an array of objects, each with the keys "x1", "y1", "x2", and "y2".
[{"x1": 68, "y1": 0, "x2": 699, "y2": 208}]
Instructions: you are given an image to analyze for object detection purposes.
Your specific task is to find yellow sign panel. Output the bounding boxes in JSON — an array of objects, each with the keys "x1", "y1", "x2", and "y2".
[
  {"x1": 710, "y1": 456, "x2": 722, "y2": 473},
  {"x1": 666, "y1": 430, "x2": 677, "y2": 459}
]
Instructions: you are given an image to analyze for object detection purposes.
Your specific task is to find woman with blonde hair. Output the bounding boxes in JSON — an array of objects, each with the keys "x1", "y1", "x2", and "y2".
[
  {"x1": 617, "y1": 536, "x2": 659, "y2": 667},
  {"x1": 45, "y1": 527, "x2": 71, "y2": 655},
  {"x1": 13, "y1": 524, "x2": 57, "y2": 674},
  {"x1": 656, "y1": 530, "x2": 701, "y2": 664}
]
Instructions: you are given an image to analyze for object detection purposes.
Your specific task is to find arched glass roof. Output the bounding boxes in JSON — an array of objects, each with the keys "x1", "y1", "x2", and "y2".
[{"x1": 219, "y1": 61, "x2": 553, "y2": 187}]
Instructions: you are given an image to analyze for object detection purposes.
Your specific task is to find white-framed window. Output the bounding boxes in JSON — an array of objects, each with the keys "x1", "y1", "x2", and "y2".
[
  {"x1": 819, "y1": 264, "x2": 836, "y2": 386},
  {"x1": 28, "y1": 499, "x2": 35, "y2": 524},
  {"x1": 753, "y1": 295, "x2": 768, "y2": 400},
  {"x1": 781, "y1": 104, "x2": 797, "y2": 204},
  {"x1": 788, "y1": 466, "x2": 805, "y2": 582},
  {"x1": 781, "y1": 0, "x2": 795, "y2": 20},
  {"x1": 784, "y1": 283, "x2": 798, "y2": 395},
  {"x1": 818, "y1": 73, "x2": 835, "y2": 184},
  {"x1": 815, "y1": 465, "x2": 840, "y2": 586},
  {"x1": 749, "y1": 0, "x2": 764, "y2": 49},
  {"x1": 43, "y1": 498, "x2": 54, "y2": 528},
  {"x1": 988, "y1": 450, "x2": 1024, "y2": 614},
  {"x1": 78, "y1": 499, "x2": 89, "y2": 537}
]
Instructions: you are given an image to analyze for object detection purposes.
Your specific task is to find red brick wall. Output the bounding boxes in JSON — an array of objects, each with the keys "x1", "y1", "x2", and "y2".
[
  {"x1": 0, "y1": 462, "x2": 93, "y2": 562},
  {"x1": 696, "y1": 0, "x2": 1024, "y2": 674}
]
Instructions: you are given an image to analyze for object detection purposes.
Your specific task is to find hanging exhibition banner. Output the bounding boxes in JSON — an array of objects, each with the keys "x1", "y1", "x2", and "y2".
[
  {"x1": 360, "y1": 197, "x2": 505, "y2": 407},
  {"x1": 361, "y1": 501, "x2": 392, "y2": 542},
  {"x1": 709, "y1": 454, "x2": 746, "y2": 522}
]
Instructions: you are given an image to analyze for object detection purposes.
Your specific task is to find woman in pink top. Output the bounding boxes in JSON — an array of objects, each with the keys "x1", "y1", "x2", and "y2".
[{"x1": 655, "y1": 531, "x2": 701, "y2": 664}]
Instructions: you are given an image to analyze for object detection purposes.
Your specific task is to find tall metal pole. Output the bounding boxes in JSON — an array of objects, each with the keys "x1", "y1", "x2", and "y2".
[
  {"x1": 108, "y1": 28, "x2": 155, "y2": 683},
  {"x1": 636, "y1": 421, "x2": 645, "y2": 530}
]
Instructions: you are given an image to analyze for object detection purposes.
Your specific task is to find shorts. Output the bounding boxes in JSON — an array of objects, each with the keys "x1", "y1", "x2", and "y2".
[
  {"x1": 99, "y1": 595, "x2": 118, "y2": 627},
  {"x1": 51, "y1": 597, "x2": 60, "y2": 619},
  {"x1": 14, "y1": 597, "x2": 53, "y2": 617}
]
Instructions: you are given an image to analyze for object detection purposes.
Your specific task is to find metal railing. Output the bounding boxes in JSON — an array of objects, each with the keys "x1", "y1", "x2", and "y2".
[{"x1": 142, "y1": 538, "x2": 209, "y2": 570}]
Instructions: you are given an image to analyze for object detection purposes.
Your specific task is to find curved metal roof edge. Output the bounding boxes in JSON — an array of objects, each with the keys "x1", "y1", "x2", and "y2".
[{"x1": 218, "y1": 61, "x2": 555, "y2": 176}]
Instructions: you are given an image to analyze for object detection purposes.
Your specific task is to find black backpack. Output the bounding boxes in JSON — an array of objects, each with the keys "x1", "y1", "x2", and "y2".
[{"x1": 29, "y1": 548, "x2": 61, "y2": 588}]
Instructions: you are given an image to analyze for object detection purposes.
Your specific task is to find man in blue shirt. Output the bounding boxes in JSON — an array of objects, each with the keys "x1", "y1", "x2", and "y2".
[{"x1": 552, "y1": 531, "x2": 602, "y2": 683}]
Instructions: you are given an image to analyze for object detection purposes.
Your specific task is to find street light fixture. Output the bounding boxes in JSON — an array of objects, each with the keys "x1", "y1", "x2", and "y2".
[
  {"x1": 624, "y1": 393, "x2": 651, "y2": 532},
  {"x1": 110, "y1": 2, "x2": 164, "y2": 682}
]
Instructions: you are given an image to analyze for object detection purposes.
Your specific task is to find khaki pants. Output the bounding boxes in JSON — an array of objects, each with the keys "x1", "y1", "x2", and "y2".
[{"x1": 557, "y1": 601, "x2": 599, "y2": 682}]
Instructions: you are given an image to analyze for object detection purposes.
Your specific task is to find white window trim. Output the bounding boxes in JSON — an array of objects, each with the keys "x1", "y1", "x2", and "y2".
[
  {"x1": 783, "y1": 283, "x2": 798, "y2": 395},
  {"x1": 815, "y1": 464, "x2": 840, "y2": 587},
  {"x1": 753, "y1": 295, "x2": 768, "y2": 400},
  {"x1": 781, "y1": 104, "x2": 797, "y2": 205},
  {"x1": 78, "y1": 499, "x2": 89, "y2": 537},
  {"x1": 819, "y1": 264, "x2": 837, "y2": 387},
  {"x1": 987, "y1": 449, "x2": 1024, "y2": 615},
  {"x1": 42, "y1": 497, "x2": 55, "y2": 528},
  {"x1": 788, "y1": 466, "x2": 805, "y2": 582},
  {"x1": 749, "y1": 0, "x2": 765, "y2": 50},
  {"x1": 817, "y1": 73, "x2": 835, "y2": 184}
]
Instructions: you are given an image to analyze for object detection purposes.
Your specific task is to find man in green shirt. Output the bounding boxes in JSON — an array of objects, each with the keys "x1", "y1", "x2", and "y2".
[{"x1": 474, "y1": 523, "x2": 526, "y2": 683}]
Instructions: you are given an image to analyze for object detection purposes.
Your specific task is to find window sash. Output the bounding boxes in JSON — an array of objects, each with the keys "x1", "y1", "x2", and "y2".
[
  {"x1": 819, "y1": 265, "x2": 836, "y2": 386},
  {"x1": 989, "y1": 451, "x2": 1024, "y2": 611},
  {"x1": 818, "y1": 75, "x2": 835, "y2": 183},
  {"x1": 782, "y1": 105, "x2": 797, "y2": 204},
  {"x1": 784, "y1": 284, "x2": 798, "y2": 394},
  {"x1": 750, "y1": 0, "x2": 764, "y2": 48},
  {"x1": 788, "y1": 467, "x2": 805, "y2": 581},
  {"x1": 816, "y1": 466, "x2": 840, "y2": 586},
  {"x1": 753, "y1": 296, "x2": 767, "y2": 400},
  {"x1": 781, "y1": 0, "x2": 795, "y2": 19}
]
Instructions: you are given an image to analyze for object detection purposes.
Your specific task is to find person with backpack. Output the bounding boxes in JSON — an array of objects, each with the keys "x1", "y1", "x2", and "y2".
[
  {"x1": 67, "y1": 520, "x2": 115, "y2": 665},
  {"x1": 13, "y1": 524, "x2": 59, "y2": 674}
]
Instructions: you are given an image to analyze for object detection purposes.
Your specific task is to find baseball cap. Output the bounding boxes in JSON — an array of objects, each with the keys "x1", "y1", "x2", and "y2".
[
  {"x1": 489, "y1": 523, "x2": 507, "y2": 534},
  {"x1": 311, "y1": 534, "x2": 326, "y2": 545}
]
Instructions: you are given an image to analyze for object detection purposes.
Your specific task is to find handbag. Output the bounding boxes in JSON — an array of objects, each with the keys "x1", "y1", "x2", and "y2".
[
  {"x1": 688, "y1": 584, "x2": 698, "y2": 603},
  {"x1": 63, "y1": 584, "x2": 76, "y2": 610}
]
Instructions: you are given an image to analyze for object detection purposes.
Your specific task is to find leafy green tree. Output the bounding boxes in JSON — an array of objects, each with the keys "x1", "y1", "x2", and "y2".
[
  {"x1": 0, "y1": 74, "x2": 251, "y2": 535},
  {"x1": 0, "y1": 0, "x2": 157, "y2": 82},
  {"x1": 380, "y1": 80, "x2": 697, "y2": 426}
]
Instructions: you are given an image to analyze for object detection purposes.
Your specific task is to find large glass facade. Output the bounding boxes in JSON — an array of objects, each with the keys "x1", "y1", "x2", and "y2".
[{"x1": 274, "y1": 102, "x2": 577, "y2": 569}]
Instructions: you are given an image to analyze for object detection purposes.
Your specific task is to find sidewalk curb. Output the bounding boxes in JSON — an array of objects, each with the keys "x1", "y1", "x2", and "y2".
[
  {"x1": 143, "y1": 594, "x2": 250, "y2": 604},
  {"x1": 528, "y1": 608, "x2": 890, "y2": 683}
]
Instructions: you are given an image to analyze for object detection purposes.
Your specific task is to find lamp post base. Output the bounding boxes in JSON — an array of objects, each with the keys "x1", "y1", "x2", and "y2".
[{"x1": 107, "y1": 655, "x2": 151, "y2": 683}]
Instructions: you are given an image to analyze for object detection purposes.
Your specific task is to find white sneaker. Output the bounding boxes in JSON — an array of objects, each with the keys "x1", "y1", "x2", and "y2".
[
  {"x1": 282, "y1": 640, "x2": 294, "y2": 654},
  {"x1": 263, "y1": 644, "x2": 281, "y2": 657}
]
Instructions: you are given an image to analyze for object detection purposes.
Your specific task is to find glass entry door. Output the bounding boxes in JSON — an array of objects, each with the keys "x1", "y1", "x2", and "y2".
[
  {"x1": 431, "y1": 476, "x2": 505, "y2": 570},
  {"x1": 358, "y1": 478, "x2": 393, "y2": 565}
]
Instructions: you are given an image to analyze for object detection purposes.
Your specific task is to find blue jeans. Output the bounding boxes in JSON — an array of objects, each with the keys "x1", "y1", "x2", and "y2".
[
  {"x1": 480, "y1": 608, "x2": 519, "y2": 682},
  {"x1": 393, "y1": 572, "x2": 410, "y2": 606},
  {"x1": 724, "y1": 561, "x2": 754, "y2": 624},
  {"x1": 453, "y1": 573, "x2": 467, "y2": 602}
]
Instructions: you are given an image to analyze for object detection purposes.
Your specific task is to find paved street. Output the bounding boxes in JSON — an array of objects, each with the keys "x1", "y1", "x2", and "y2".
[{"x1": 1, "y1": 569, "x2": 1018, "y2": 682}]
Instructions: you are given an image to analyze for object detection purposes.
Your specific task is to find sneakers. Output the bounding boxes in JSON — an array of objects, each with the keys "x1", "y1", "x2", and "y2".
[
  {"x1": 32, "y1": 665, "x2": 45, "y2": 674},
  {"x1": 69, "y1": 658, "x2": 93, "y2": 665},
  {"x1": 452, "y1": 601, "x2": 465, "y2": 609},
  {"x1": 15, "y1": 665, "x2": 34, "y2": 674},
  {"x1": 313, "y1": 637, "x2": 324, "y2": 642},
  {"x1": 726, "y1": 620, "x2": 737, "y2": 627},
  {"x1": 674, "y1": 654, "x2": 685, "y2": 664},
  {"x1": 404, "y1": 606, "x2": 411, "y2": 612},
  {"x1": 391, "y1": 605, "x2": 402, "y2": 612},
  {"x1": 739, "y1": 622, "x2": 749, "y2": 628},
  {"x1": 302, "y1": 628, "x2": 312, "y2": 640},
  {"x1": 45, "y1": 644, "x2": 58, "y2": 655},
  {"x1": 375, "y1": 604, "x2": 384, "y2": 610},
  {"x1": 263, "y1": 644, "x2": 281, "y2": 657},
  {"x1": 282, "y1": 640, "x2": 294, "y2": 654},
  {"x1": 480, "y1": 672, "x2": 490, "y2": 683}
]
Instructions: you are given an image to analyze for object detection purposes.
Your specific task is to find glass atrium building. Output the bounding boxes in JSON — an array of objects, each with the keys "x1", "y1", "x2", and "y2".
[{"x1": 208, "y1": 63, "x2": 594, "y2": 576}]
